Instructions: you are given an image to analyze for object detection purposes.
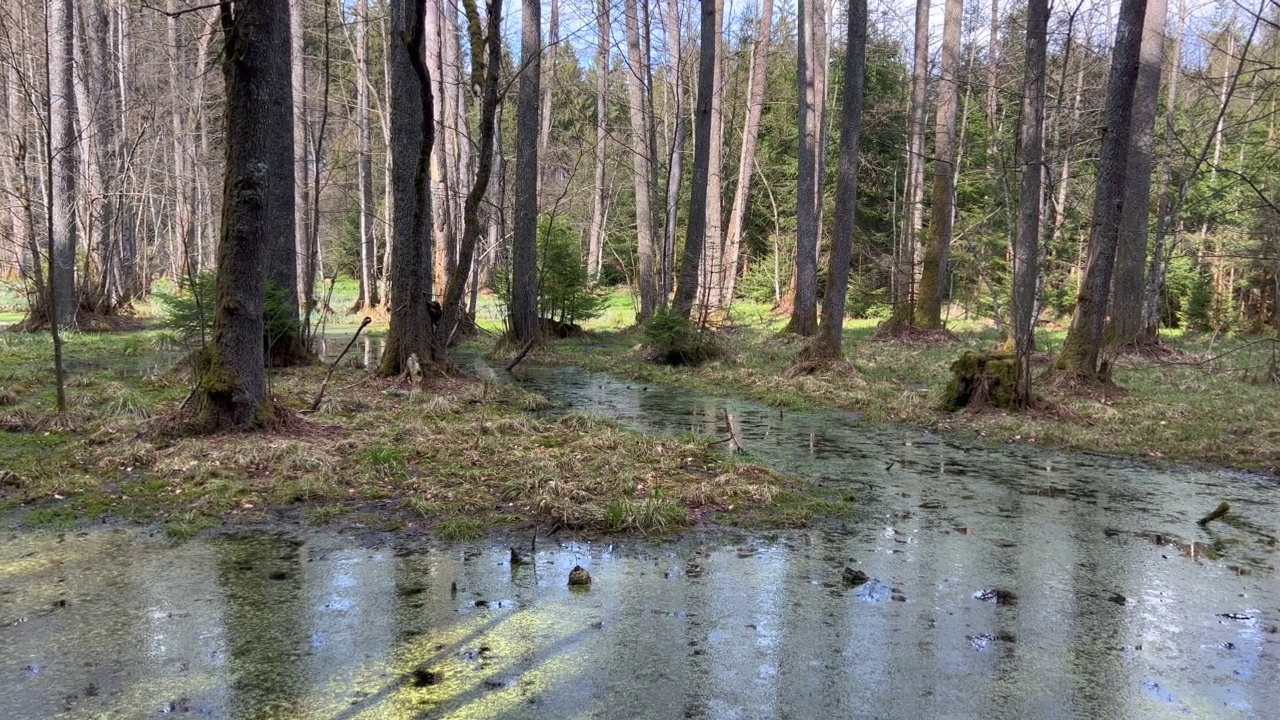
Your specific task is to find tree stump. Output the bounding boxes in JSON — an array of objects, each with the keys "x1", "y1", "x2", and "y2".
[{"x1": 941, "y1": 351, "x2": 1018, "y2": 411}]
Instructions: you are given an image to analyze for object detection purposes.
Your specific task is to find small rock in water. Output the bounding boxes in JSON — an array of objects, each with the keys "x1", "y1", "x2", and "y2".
[
  {"x1": 568, "y1": 565, "x2": 592, "y2": 587},
  {"x1": 842, "y1": 568, "x2": 870, "y2": 586},
  {"x1": 973, "y1": 589, "x2": 1018, "y2": 606},
  {"x1": 510, "y1": 547, "x2": 529, "y2": 566},
  {"x1": 1107, "y1": 593, "x2": 1128, "y2": 605},
  {"x1": 410, "y1": 667, "x2": 443, "y2": 687}
]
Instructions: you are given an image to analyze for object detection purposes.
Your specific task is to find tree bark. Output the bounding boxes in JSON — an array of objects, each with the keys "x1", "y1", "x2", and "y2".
[
  {"x1": 1110, "y1": 0, "x2": 1166, "y2": 348},
  {"x1": 290, "y1": 0, "x2": 310, "y2": 309},
  {"x1": 811, "y1": 0, "x2": 867, "y2": 359},
  {"x1": 587, "y1": 0, "x2": 610, "y2": 281},
  {"x1": 661, "y1": 0, "x2": 686, "y2": 303},
  {"x1": 378, "y1": 0, "x2": 435, "y2": 376},
  {"x1": 538, "y1": 0, "x2": 558, "y2": 197},
  {"x1": 701, "y1": 0, "x2": 726, "y2": 315},
  {"x1": 511, "y1": 0, "x2": 541, "y2": 342},
  {"x1": 894, "y1": 0, "x2": 929, "y2": 324},
  {"x1": 195, "y1": 0, "x2": 294, "y2": 430},
  {"x1": 788, "y1": 0, "x2": 822, "y2": 335},
  {"x1": 673, "y1": 0, "x2": 718, "y2": 319},
  {"x1": 624, "y1": 0, "x2": 663, "y2": 320},
  {"x1": 916, "y1": 0, "x2": 962, "y2": 329},
  {"x1": 1144, "y1": 0, "x2": 1184, "y2": 340},
  {"x1": 1055, "y1": 0, "x2": 1149, "y2": 378},
  {"x1": 1013, "y1": 0, "x2": 1048, "y2": 406},
  {"x1": 720, "y1": 0, "x2": 773, "y2": 311},
  {"x1": 355, "y1": 0, "x2": 378, "y2": 310},
  {"x1": 47, "y1": 0, "x2": 78, "y2": 328}
]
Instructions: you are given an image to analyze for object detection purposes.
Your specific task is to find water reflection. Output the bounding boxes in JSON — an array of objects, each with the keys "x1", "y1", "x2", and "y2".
[{"x1": 2, "y1": 364, "x2": 1279, "y2": 718}]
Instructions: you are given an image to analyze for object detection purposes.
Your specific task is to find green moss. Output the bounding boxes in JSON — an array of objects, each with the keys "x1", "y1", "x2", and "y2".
[{"x1": 941, "y1": 351, "x2": 1018, "y2": 411}]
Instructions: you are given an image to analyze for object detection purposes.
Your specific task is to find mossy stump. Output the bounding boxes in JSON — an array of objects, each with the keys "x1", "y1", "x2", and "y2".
[{"x1": 941, "y1": 351, "x2": 1018, "y2": 411}]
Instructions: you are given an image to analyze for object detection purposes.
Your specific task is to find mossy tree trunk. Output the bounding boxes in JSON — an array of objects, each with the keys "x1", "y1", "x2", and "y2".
[
  {"x1": 194, "y1": 0, "x2": 293, "y2": 430},
  {"x1": 810, "y1": 0, "x2": 867, "y2": 360},
  {"x1": 379, "y1": 0, "x2": 435, "y2": 376},
  {"x1": 1055, "y1": 0, "x2": 1148, "y2": 378}
]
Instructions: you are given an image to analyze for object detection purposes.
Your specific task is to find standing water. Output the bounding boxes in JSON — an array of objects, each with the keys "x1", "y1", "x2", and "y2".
[{"x1": 1, "y1": 363, "x2": 1277, "y2": 718}]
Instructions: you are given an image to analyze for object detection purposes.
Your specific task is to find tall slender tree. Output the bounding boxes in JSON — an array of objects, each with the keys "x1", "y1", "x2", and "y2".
[
  {"x1": 674, "y1": 0, "x2": 718, "y2": 318},
  {"x1": 1013, "y1": 0, "x2": 1049, "y2": 406},
  {"x1": 1055, "y1": 0, "x2": 1149, "y2": 378},
  {"x1": 511, "y1": 0, "x2": 541, "y2": 342},
  {"x1": 893, "y1": 0, "x2": 929, "y2": 325},
  {"x1": 587, "y1": 0, "x2": 610, "y2": 282},
  {"x1": 624, "y1": 0, "x2": 663, "y2": 319},
  {"x1": 917, "y1": 0, "x2": 962, "y2": 329},
  {"x1": 788, "y1": 0, "x2": 823, "y2": 335},
  {"x1": 354, "y1": 0, "x2": 378, "y2": 311},
  {"x1": 46, "y1": 0, "x2": 77, "y2": 328}
]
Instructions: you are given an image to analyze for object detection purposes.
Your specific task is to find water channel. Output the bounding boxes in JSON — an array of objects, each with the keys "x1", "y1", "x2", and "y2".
[{"x1": 1, "y1": 358, "x2": 1277, "y2": 718}]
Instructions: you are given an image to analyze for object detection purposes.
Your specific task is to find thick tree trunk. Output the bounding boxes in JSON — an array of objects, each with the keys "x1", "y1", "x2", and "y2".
[
  {"x1": 378, "y1": 0, "x2": 435, "y2": 375},
  {"x1": 425, "y1": 0, "x2": 450, "y2": 299},
  {"x1": 1013, "y1": 0, "x2": 1049, "y2": 406},
  {"x1": 195, "y1": 0, "x2": 294, "y2": 430},
  {"x1": 47, "y1": 0, "x2": 78, "y2": 328},
  {"x1": 290, "y1": 0, "x2": 310, "y2": 309},
  {"x1": 624, "y1": 0, "x2": 663, "y2": 320},
  {"x1": 1111, "y1": 0, "x2": 1166, "y2": 348},
  {"x1": 916, "y1": 0, "x2": 962, "y2": 329},
  {"x1": 894, "y1": 0, "x2": 929, "y2": 324},
  {"x1": 720, "y1": 0, "x2": 773, "y2": 311},
  {"x1": 811, "y1": 0, "x2": 867, "y2": 359},
  {"x1": 1055, "y1": 0, "x2": 1148, "y2": 378},
  {"x1": 355, "y1": 0, "x2": 378, "y2": 310},
  {"x1": 700, "y1": 0, "x2": 726, "y2": 315},
  {"x1": 788, "y1": 0, "x2": 822, "y2": 335},
  {"x1": 77, "y1": 0, "x2": 121, "y2": 312},
  {"x1": 1144, "y1": 3, "x2": 1184, "y2": 341},
  {"x1": 673, "y1": 0, "x2": 718, "y2": 319},
  {"x1": 587, "y1": 0, "x2": 610, "y2": 282},
  {"x1": 510, "y1": 0, "x2": 541, "y2": 342}
]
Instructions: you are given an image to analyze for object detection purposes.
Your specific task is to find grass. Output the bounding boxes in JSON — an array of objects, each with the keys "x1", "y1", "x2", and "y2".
[{"x1": 0, "y1": 327, "x2": 801, "y2": 537}]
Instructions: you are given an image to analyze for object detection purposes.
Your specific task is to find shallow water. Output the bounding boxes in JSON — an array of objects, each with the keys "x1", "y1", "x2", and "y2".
[{"x1": 2, "y1": 362, "x2": 1278, "y2": 718}]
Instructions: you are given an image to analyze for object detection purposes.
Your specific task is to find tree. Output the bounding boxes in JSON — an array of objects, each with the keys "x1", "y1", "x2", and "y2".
[
  {"x1": 788, "y1": 0, "x2": 825, "y2": 335},
  {"x1": 510, "y1": 0, "x2": 540, "y2": 342},
  {"x1": 1055, "y1": 0, "x2": 1149, "y2": 378},
  {"x1": 624, "y1": 0, "x2": 663, "y2": 320},
  {"x1": 378, "y1": 0, "x2": 435, "y2": 376},
  {"x1": 892, "y1": 0, "x2": 929, "y2": 326},
  {"x1": 916, "y1": 0, "x2": 962, "y2": 329},
  {"x1": 587, "y1": 0, "x2": 609, "y2": 282},
  {"x1": 809, "y1": 0, "x2": 867, "y2": 359},
  {"x1": 674, "y1": 0, "x2": 719, "y2": 319},
  {"x1": 354, "y1": 0, "x2": 378, "y2": 311},
  {"x1": 46, "y1": 0, "x2": 77, "y2": 329},
  {"x1": 1110, "y1": 0, "x2": 1166, "y2": 348},
  {"x1": 1013, "y1": 0, "x2": 1049, "y2": 407},
  {"x1": 193, "y1": 0, "x2": 294, "y2": 429},
  {"x1": 720, "y1": 0, "x2": 774, "y2": 310}
]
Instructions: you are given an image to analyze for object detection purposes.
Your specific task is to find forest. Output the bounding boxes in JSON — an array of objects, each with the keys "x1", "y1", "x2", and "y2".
[{"x1": 1, "y1": 0, "x2": 1279, "y2": 508}]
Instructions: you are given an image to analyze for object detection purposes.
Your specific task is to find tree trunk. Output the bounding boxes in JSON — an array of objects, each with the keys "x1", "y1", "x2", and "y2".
[
  {"x1": 355, "y1": 0, "x2": 378, "y2": 310},
  {"x1": 1013, "y1": 0, "x2": 1049, "y2": 406},
  {"x1": 47, "y1": 0, "x2": 78, "y2": 328},
  {"x1": 985, "y1": 0, "x2": 999, "y2": 161},
  {"x1": 788, "y1": 0, "x2": 822, "y2": 335},
  {"x1": 538, "y1": 0, "x2": 558, "y2": 197},
  {"x1": 195, "y1": 0, "x2": 294, "y2": 430},
  {"x1": 1109, "y1": 0, "x2": 1166, "y2": 349},
  {"x1": 378, "y1": 0, "x2": 435, "y2": 376},
  {"x1": 701, "y1": 0, "x2": 726, "y2": 315},
  {"x1": 77, "y1": 0, "x2": 121, "y2": 313},
  {"x1": 290, "y1": 0, "x2": 310, "y2": 310},
  {"x1": 1144, "y1": 1, "x2": 1184, "y2": 341},
  {"x1": 673, "y1": 0, "x2": 718, "y2": 319},
  {"x1": 1055, "y1": 0, "x2": 1149, "y2": 378},
  {"x1": 661, "y1": 0, "x2": 686, "y2": 304},
  {"x1": 511, "y1": 0, "x2": 541, "y2": 342},
  {"x1": 894, "y1": 0, "x2": 929, "y2": 324},
  {"x1": 588, "y1": 0, "x2": 610, "y2": 282},
  {"x1": 425, "y1": 0, "x2": 450, "y2": 299},
  {"x1": 720, "y1": 0, "x2": 774, "y2": 310},
  {"x1": 811, "y1": 0, "x2": 867, "y2": 359},
  {"x1": 624, "y1": 0, "x2": 663, "y2": 320},
  {"x1": 916, "y1": 0, "x2": 962, "y2": 329}
]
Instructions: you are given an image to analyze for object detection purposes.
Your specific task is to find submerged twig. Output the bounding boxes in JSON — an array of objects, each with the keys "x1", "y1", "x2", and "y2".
[
  {"x1": 722, "y1": 408, "x2": 743, "y2": 453},
  {"x1": 1197, "y1": 501, "x2": 1230, "y2": 527},
  {"x1": 504, "y1": 338, "x2": 537, "y2": 372},
  {"x1": 306, "y1": 316, "x2": 372, "y2": 413}
]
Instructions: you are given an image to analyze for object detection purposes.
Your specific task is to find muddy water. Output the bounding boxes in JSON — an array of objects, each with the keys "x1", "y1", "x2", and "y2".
[{"x1": 2, "y1": 364, "x2": 1278, "y2": 719}]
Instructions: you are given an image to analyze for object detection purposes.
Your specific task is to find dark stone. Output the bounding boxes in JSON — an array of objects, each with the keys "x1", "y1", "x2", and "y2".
[
  {"x1": 842, "y1": 568, "x2": 870, "y2": 586},
  {"x1": 410, "y1": 667, "x2": 442, "y2": 687},
  {"x1": 974, "y1": 589, "x2": 1018, "y2": 606}
]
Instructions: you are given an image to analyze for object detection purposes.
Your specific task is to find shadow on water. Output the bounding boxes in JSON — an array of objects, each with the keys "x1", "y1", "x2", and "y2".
[{"x1": 2, "y1": 363, "x2": 1278, "y2": 718}]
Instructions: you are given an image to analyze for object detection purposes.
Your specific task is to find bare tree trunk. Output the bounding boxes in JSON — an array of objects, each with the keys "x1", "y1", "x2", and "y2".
[
  {"x1": 587, "y1": 0, "x2": 610, "y2": 282},
  {"x1": 355, "y1": 0, "x2": 378, "y2": 310},
  {"x1": 47, "y1": 0, "x2": 78, "y2": 328},
  {"x1": 1144, "y1": 0, "x2": 1184, "y2": 340},
  {"x1": 1110, "y1": 0, "x2": 1166, "y2": 349},
  {"x1": 1055, "y1": 0, "x2": 1148, "y2": 378},
  {"x1": 700, "y1": 0, "x2": 726, "y2": 314},
  {"x1": 787, "y1": 0, "x2": 822, "y2": 335},
  {"x1": 77, "y1": 0, "x2": 120, "y2": 312},
  {"x1": 916, "y1": 0, "x2": 962, "y2": 329},
  {"x1": 379, "y1": 0, "x2": 436, "y2": 375},
  {"x1": 985, "y1": 0, "x2": 999, "y2": 160},
  {"x1": 811, "y1": 0, "x2": 867, "y2": 359},
  {"x1": 661, "y1": 0, "x2": 686, "y2": 303},
  {"x1": 624, "y1": 0, "x2": 663, "y2": 319},
  {"x1": 511, "y1": 0, "x2": 541, "y2": 342},
  {"x1": 537, "y1": 0, "x2": 558, "y2": 197},
  {"x1": 195, "y1": 0, "x2": 294, "y2": 430},
  {"x1": 425, "y1": 0, "x2": 450, "y2": 299},
  {"x1": 893, "y1": 0, "x2": 929, "y2": 324},
  {"x1": 290, "y1": 0, "x2": 310, "y2": 312},
  {"x1": 720, "y1": 0, "x2": 773, "y2": 311},
  {"x1": 673, "y1": 0, "x2": 718, "y2": 318},
  {"x1": 1013, "y1": 0, "x2": 1048, "y2": 406}
]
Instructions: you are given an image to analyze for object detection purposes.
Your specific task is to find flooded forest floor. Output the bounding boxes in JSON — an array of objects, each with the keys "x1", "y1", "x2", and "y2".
[{"x1": 0, "y1": 317, "x2": 1276, "y2": 539}]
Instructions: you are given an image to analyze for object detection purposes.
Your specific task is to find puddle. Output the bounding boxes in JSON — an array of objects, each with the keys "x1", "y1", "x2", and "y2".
[{"x1": 1, "y1": 362, "x2": 1278, "y2": 717}]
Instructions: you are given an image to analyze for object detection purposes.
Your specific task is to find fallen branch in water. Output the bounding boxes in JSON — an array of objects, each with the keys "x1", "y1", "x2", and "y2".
[
  {"x1": 1197, "y1": 501, "x2": 1230, "y2": 527},
  {"x1": 306, "y1": 316, "x2": 372, "y2": 413},
  {"x1": 722, "y1": 408, "x2": 743, "y2": 453},
  {"x1": 504, "y1": 338, "x2": 536, "y2": 372}
]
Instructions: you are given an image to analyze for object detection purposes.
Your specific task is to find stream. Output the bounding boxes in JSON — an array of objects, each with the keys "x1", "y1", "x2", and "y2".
[{"x1": 2, "y1": 358, "x2": 1278, "y2": 718}]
